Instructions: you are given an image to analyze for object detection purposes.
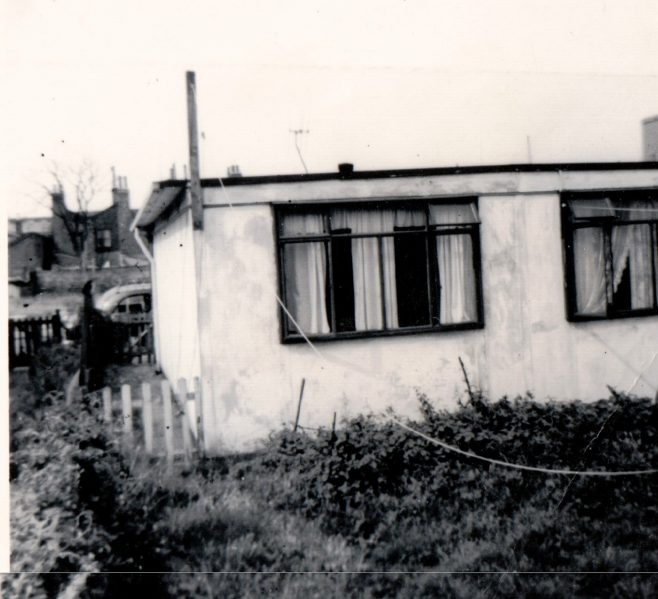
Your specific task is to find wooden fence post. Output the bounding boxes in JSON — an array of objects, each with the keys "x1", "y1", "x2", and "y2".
[
  {"x1": 53, "y1": 310, "x2": 62, "y2": 343},
  {"x1": 294, "y1": 378, "x2": 305, "y2": 432},
  {"x1": 162, "y1": 380, "x2": 175, "y2": 472},
  {"x1": 102, "y1": 387, "x2": 112, "y2": 424},
  {"x1": 142, "y1": 382, "x2": 154, "y2": 455},
  {"x1": 121, "y1": 384, "x2": 133, "y2": 448},
  {"x1": 27, "y1": 320, "x2": 37, "y2": 362}
]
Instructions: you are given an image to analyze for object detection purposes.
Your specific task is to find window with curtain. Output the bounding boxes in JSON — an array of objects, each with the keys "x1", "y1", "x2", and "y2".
[
  {"x1": 277, "y1": 199, "x2": 483, "y2": 340},
  {"x1": 562, "y1": 191, "x2": 658, "y2": 320}
]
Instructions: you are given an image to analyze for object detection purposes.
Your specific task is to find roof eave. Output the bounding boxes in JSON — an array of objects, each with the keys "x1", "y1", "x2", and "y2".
[
  {"x1": 132, "y1": 183, "x2": 186, "y2": 230},
  {"x1": 138, "y1": 160, "x2": 658, "y2": 227}
]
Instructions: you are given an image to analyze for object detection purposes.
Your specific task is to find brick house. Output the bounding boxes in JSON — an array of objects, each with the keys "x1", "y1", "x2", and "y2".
[
  {"x1": 51, "y1": 176, "x2": 146, "y2": 269},
  {"x1": 9, "y1": 176, "x2": 147, "y2": 278},
  {"x1": 8, "y1": 233, "x2": 53, "y2": 279},
  {"x1": 8, "y1": 218, "x2": 54, "y2": 280}
]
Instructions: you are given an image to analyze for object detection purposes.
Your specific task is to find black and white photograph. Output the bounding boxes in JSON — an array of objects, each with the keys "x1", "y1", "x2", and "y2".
[{"x1": 2, "y1": 0, "x2": 658, "y2": 596}]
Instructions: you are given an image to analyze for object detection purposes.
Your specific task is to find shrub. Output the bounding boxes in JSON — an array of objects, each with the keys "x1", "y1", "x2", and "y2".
[
  {"x1": 8, "y1": 398, "x2": 115, "y2": 598},
  {"x1": 30, "y1": 344, "x2": 80, "y2": 399},
  {"x1": 9, "y1": 344, "x2": 79, "y2": 425},
  {"x1": 251, "y1": 391, "x2": 658, "y2": 584},
  {"x1": 7, "y1": 390, "x2": 172, "y2": 598}
]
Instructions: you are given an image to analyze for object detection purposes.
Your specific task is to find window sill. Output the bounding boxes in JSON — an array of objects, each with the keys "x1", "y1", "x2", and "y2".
[
  {"x1": 282, "y1": 321, "x2": 484, "y2": 344},
  {"x1": 567, "y1": 309, "x2": 658, "y2": 323}
]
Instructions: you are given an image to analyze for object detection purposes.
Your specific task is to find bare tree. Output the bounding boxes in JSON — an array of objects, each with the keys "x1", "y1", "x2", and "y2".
[{"x1": 46, "y1": 160, "x2": 102, "y2": 272}]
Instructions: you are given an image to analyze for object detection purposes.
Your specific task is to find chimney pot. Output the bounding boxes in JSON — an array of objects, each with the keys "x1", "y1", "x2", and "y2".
[
  {"x1": 112, "y1": 177, "x2": 130, "y2": 206},
  {"x1": 338, "y1": 163, "x2": 354, "y2": 176},
  {"x1": 643, "y1": 115, "x2": 658, "y2": 161},
  {"x1": 227, "y1": 164, "x2": 242, "y2": 178}
]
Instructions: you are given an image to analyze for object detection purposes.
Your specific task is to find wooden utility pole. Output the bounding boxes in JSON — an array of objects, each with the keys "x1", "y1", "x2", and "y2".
[{"x1": 186, "y1": 71, "x2": 203, "y2": 230}]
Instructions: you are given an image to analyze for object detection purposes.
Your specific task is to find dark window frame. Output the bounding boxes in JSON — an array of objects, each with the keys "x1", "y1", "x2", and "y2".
[
  {"x1": 96, "y1": 228, "x2": 113, "y2": 252},
  {"x1": 275, "y1": 198, "x2": 485, "y2": 343},
  {"x1": 561, "y1": 189, "x2": 658, "y2": 322}
]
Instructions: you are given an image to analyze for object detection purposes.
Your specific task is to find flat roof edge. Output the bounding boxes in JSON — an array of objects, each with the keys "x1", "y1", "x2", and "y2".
[
  {"x1": 151, "y1": 161, "x2": 658, "y2": 190},
  {"x1": 139, "y1": 161, "x2": 658, "y2": 227}
]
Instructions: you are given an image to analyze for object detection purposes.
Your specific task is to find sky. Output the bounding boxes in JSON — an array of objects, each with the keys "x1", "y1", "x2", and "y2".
[{"x1": 1, "y1": 0, "x2": 658, "y2": 220}]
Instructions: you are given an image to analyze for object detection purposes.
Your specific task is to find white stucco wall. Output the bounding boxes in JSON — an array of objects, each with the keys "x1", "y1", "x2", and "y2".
[
  {"x1": 479, "y1": 193, "x2": 657, "y2": 400},
  {"x1": 186, "y1": 169, "x2": 658, "y2": 452},
  {"x1": 196, "y1": 203, "x2": 485, "y2": 452},
  {"x1": 152, "y1": 209, "x2": 200, "y2": 386}
]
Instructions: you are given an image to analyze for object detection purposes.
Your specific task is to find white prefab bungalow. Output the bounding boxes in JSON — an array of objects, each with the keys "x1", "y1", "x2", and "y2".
[{"x1": 134, "y1": 162, "x2": 658, "y2": 453}]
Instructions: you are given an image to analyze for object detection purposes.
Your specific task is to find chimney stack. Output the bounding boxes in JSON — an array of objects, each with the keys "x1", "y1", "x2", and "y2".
[
  {"x1": 51, "y1": 188, "x2": 66, "y2": 210},
  {"x1": 112, "y1": 172, "x2": 130, "y2": 206},
  {"x1": 643, "y1": 116, "x2": 658, "y2": 161}
]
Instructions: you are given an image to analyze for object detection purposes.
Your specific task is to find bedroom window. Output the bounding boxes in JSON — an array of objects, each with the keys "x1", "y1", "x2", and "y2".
[
  {"x1": 276, "y1": 199, "x2": 483, "y2": 341},
  {"x1": 562, "y1": 191, "x2": 658, "y2": 320}
]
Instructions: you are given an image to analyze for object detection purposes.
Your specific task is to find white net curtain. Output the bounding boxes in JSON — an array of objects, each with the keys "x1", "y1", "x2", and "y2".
[
  {"x1": 429, "y1": 204, "x2": 478, "y2": 325},
  {"x1": 281, "y1": 203, "x2": 479, "y2": 336},
  {"x1": 330, "y1": 207, "x2": 425, "y2": 331},
  {"x1": 573, "y1": 199, "x2": 658, "y2": 315},
  {"x1": 282, "y1": 213, "x2": 330, "y2": 334}
]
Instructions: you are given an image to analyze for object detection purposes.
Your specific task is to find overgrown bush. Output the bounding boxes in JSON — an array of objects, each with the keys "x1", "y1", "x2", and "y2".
[
  {"x1": 7, "y1": 390, "x2": 173, "y2": 597},
  {"x1": 9, "y1": 399, "x2": 114, "y2": 597},
  {"x1": 30, "y1": 344, "x2": 80, "y2": 398},
  {"x1": 249, "y1": 392, "x2": 658, "y2": 595},
  {"x1": 9, "y1": 344, "x2": 79, "y2": 428}
]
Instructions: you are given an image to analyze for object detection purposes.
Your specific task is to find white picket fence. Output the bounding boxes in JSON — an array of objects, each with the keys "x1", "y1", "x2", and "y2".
[{"x1": 100, "y1": 378, "x2": 205, "y2": 470}]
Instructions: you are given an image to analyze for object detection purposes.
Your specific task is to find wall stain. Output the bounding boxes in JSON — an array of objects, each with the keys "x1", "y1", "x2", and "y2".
[
  {"x1": 244, "y1": 215, "x2": 271, "y2": 249},
  {"x1": 221, "y1": 381, "x2": 240, "y2": 416}
]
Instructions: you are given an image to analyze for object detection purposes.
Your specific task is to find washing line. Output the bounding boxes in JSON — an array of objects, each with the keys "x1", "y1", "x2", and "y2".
[
  {"x1": 390, "y1": 417, "x2": 658, "y2": 477},
  {"x1": 270, "y1": 303, "x2": 658, "y2": 477}
]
